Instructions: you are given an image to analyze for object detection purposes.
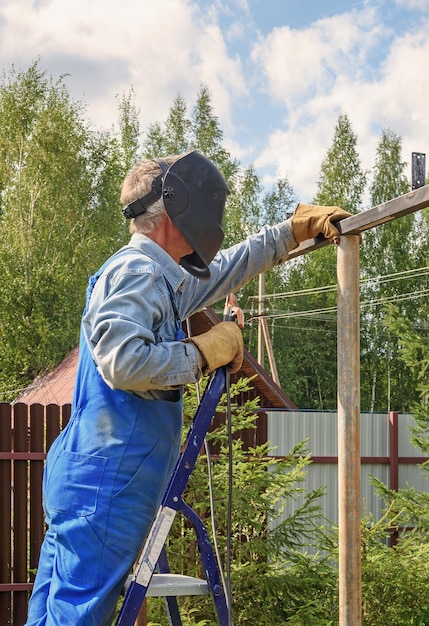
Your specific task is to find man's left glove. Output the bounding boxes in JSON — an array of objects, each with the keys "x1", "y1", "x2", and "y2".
[
  {"x1": 185, "y1": 321, "x2": 244, "y2": 374},
  {"x1": 291, "y1": 203, "x2": 351, "y2": 245}
]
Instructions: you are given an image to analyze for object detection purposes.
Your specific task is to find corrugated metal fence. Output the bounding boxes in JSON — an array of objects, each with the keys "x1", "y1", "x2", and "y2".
[
  {"x1": 268, "y1": 410, "x2": 429, "y2": 527},
  {"x1": 1, "y1": 404, "x2": 428, "y2": 624}
]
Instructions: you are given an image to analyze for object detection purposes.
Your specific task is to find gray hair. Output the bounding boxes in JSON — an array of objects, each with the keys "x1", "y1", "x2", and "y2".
[{"x1": 120, "y1": 155, "x2": 180, "y2": 234}]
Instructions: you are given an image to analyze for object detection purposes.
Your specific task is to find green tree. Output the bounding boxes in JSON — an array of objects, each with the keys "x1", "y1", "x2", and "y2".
[
  {"x1": 0, "y1": 62, "x2": 128, "y2": 398},
  {"x1": 369, "y1": 128, "x2": 409, "y2": 206},
  {"x1": 143, "y1": 85, "x2": 238, "y2": 186},
  {"x1": 190, "y1": 84, "x2": 237, "y2": 179},
  {"x1": 359, "y1": 262, "x2": 429, "y2": 623},
  {"x1": 222, "y1": 163, "x2": 262, "y2": 248},
  {"x1": 270, "y1": 112, "x2": 366, "y2": 408},
  {"x1": 361, "y1": 129, "x2": 417, "y2": 412},
  {"x1": 314, "y1": 112, "x2": 367, "y2": 214},
  {"x1": 143, "y1": 93, "x2": 192, "y2": 158},
  {"x1": 244, "y1": 177, "x2": 299, "y2": 377},
  {"x1": 384, "y1": 303, "x2": 429, "y2": 451},
  {"x1": 360, "y1": 507, "x2": 429, "y2": 626},
  {"x1": 116, "y1": 88, "x2": 141, "y2": 173},
  {"x1": 190, "y1": 84, "x2": 240, "y2": 203},
  {"x1": 145, "y1": 377, "x2": 336, "y2": 626}
]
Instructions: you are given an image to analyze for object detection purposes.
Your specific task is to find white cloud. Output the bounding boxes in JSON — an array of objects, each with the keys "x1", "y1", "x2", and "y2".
[
  {"x1": 0, "y1": 0, "x2": 428, "y2": 206},
  {"x1": 251, "y1": 8, "x2": 382, "y2": 109},
  {"x1": 0, "y1": 0, "x2": 246, "y2": 130},
  {"x1": 253, "y1": 7, "x2": 429, "y2": 203},
  {"x1": 394, "y1": 0, "x2": 429, "y2": 10}
]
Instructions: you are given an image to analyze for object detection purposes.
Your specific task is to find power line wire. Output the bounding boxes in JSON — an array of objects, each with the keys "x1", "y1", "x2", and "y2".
[
  {"x1": 249, "y1": 265, "x2": 429, "y2": 301},
  {"x1": 249, "y1": 288, "x2": 429, "y2": 323}
]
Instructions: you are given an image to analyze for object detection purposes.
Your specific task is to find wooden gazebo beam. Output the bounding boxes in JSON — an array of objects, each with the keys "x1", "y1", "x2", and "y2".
[
  {"x1": 288, "y1": 184, "x2": 429, "y2": 626},
  {"x1": 289, "y1": 184, "x2": 429, "y2": 259}
]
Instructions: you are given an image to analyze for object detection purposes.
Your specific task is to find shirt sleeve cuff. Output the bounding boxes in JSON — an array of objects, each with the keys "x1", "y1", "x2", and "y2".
[
  {"x1": 280, "y1": 218, "x2": 298, "y2": 249},
  {"x1": 184, "y1": 340, "x2": 205, "y2": 380}
]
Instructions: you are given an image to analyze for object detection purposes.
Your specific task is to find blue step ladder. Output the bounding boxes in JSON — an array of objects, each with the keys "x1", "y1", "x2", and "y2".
[{"x1": 116, "y1": 367, "x2": 230, "y2": 626}]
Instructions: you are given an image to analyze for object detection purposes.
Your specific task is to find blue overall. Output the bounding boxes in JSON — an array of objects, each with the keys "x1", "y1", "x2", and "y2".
[
  {"x1": 26, "y1": 219, "x2": 297, "y2": 625},
  {"x1": 26, "y1": 252, "x2": 184, "y2": 626}
]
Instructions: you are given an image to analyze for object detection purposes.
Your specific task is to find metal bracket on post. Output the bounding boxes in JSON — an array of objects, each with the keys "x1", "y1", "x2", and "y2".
[{"x1": 412, "y1": 152, "x2": 426, "y2": 190}]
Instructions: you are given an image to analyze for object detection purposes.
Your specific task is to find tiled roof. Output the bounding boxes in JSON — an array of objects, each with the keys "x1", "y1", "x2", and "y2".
[
  {"x1": 15, "y1": 310, "x2": 296, "y2": 409},
  {"x1": 15, "y1": 347, "x2": 78, "y2": 406}
]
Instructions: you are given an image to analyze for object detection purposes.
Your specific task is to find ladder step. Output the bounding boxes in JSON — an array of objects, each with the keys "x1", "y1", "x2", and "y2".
[
  {"x1": 124, "y1": 573, "x2": 209, "y2": 598},
  {"x1": 148, "y1": 574, "x2": 209, "y2": 597}
]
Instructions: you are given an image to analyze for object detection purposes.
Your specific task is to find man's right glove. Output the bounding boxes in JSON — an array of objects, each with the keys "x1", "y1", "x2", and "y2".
[
  {"x1": 291, "y1": 203, "x2": 351, "y2": 245},
  {"x1": 185, "y1": 321, "x2": 244, "y2": 374}
]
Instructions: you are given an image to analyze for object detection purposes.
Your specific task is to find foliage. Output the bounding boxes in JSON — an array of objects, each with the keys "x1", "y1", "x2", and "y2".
[
  {"x1": 384, "y1": 304, "x2": 429, "y2": 450},
  {"x1": 0, "y1": 61, "x2": 129, "y2": 398},
  {"x1": 314, "y1": 112, "x2": 367, "y2": 214},
  {"x1": 369, "y1": 128, "x2": 410, "y2": 206},
  {"x1": 265, "y1": 112, "x2": 366, "y2": 409},
  {"x1": 116, "y1": 88, "x2": 141, "y2": 172},
  {"x1": 145, "y1": 378, "x2": 429, "y2": 626},
  {"x1": 360, "y1": 497, "x2": 429, "y2": 626},
  {"x1": 142, "y1": 85, "x2": 239, "y2": 188},
  {"x1": 298, "y1": 112, "x2": 366, "y2": 408},
  {"x1": 145, "y1": 376, "x2": 337, "y2": 625},
  {"x1": 360, "y1": 129, "x2": 418, "y2": 413},
  {"x1": 229, "y1": 172, "x2": 300, "y2": 368},
  {"x1": 360, "y1": 270, "x2": 429, "y2": 625}
]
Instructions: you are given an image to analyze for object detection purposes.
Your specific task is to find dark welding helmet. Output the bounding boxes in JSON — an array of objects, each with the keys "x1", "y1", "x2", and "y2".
[{"x1": 122, "y1": 151, "x2": 229, "y2": 279}]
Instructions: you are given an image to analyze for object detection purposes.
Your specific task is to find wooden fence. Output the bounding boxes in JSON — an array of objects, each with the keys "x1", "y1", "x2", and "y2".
[
  {"x1": 0, "y1": 401, "x2": 265, "y2": 626},
  {"x1": 0, "y1": 402, "x2": 71, "y2": 626},
  {"x1": 1, "y1": 402, "x2": 427, "y2": 625}
]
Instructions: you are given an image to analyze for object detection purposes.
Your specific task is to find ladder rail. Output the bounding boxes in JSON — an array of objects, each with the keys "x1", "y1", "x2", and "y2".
[
  {"x1": 178, "y1": 499, "x2": 229, "y2": 623},
  {"x1": 116, "y1": 367, "x2": 228, "y2": 626}
]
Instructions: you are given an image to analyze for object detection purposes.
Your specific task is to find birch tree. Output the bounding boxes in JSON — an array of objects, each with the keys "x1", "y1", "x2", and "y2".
[{"x1": 0, "y1": 62, "x2": 128, "y2": 398}]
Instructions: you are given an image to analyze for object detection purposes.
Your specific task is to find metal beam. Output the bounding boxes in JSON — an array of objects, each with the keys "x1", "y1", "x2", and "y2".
[{"x1": 289, "y1": 184, "x2": 429, "y2": 260}]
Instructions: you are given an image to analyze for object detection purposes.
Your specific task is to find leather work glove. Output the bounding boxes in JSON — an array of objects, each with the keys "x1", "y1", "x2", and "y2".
[
  {"x1": 291, "y1": 203, "x2": 351, "y2": 245},
  {"x1": 185, "y1": 321, "x2": 244, "y2": 374}
]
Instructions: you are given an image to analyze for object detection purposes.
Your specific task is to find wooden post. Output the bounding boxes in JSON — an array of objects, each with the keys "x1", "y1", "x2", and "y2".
[
  {"x1": 258, "y1": 272, "x2": 281, "y2": 385},
  {"x1": 337, "y1": 234, "x2": 361, "y2": 625},
  {"x1": 389, "y1": 411, "x2": 400, "y2": 547},
  {"x1": 260, "y1": 317, "x2": 281, "y2": 386},
  {"x1": 389, "y1": 412, "x2": 399, "y2": 492},
  {"x1": 258, "y1": 272, "x2": 265, "y2": 366}
]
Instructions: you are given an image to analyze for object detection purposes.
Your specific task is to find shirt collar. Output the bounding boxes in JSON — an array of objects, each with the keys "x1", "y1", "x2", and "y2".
[{"x1": 129, "y1": 233, "x2": 187, "y2": 292}]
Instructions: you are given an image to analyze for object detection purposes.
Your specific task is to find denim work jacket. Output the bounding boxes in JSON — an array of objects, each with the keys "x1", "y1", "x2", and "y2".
[{"x1": 81, "y1": 219, "x2": 297, "y2": 398}]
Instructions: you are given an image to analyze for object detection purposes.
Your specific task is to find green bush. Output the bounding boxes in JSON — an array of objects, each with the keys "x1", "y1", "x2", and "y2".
[
  {"x1": 140, "y1": 378, "x2": 429, "y2": 625},
  {"x1": 146, "y1": 377, "x2": 336, "y2": 625},
  {"x1": 361, "y1": 480, "x2": 429, "y2": 626}
]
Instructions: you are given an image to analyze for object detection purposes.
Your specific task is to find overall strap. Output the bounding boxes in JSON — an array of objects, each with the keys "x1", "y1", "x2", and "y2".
[{"x1": 164, "y1": 280, "x2": 186, "y2": 340}]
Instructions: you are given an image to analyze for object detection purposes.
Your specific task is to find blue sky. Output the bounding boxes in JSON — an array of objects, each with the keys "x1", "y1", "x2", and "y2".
[{"x1": 0, "y1": 0, "x2": 428, "y2": 203}]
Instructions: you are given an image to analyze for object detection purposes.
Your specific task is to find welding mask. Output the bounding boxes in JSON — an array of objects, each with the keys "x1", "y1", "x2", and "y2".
[{"x1": 122, "y1": 151, "x2": 229, "y2": 279}]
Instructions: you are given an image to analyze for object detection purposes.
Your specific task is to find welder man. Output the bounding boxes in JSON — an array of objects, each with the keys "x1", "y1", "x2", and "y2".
[{"x1": 26, "y1": 151, "x2": 349, "y2": 625}]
